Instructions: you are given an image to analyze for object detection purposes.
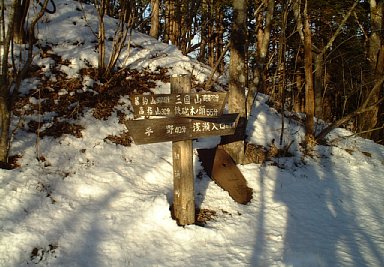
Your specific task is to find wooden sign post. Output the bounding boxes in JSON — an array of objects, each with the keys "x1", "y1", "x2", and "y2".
[
  {"x1": 171, "y1": 75, "x2": 195, "y2": 226},
  {"x1": 125, "y1": 74, "x2": 238, "y2": 226}
]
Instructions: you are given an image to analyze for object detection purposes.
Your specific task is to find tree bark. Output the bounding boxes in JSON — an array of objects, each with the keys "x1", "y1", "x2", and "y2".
[
  {"x1": 13, "y1": 0, "x2": 30, "y2": 44},
  {"x1": 293, "y1": 49, "x2": 304, "y2": 113},
  {"x1": 223, "y1": 0, "x2": 247, "y2": 164},
  {"x1": 207, "y1": 0, "x2": 215, "y2": 68},
  {"x1": 277, "y1": 2, "x2": 288, "y2": 145},
  {"x1": 105, "y1": 1, "x2": 131, "y2": 77},
  {"x1": 0, "y1": 0, "x2": 18, "y2": 162},
  {"x1": 198, "y1": 0, "x2": 208, "y2": 63},
  {"x1": 246, "y1": 0, "x2": 274, "y2": 117},
  {"x1": 0, "y1": 88, "x2": 11, "y2": 163},
  {"x1": 149, "y1": 0, "x2": 160, "y2": 39},
  {"x1": 359, "y1": 0, "x2": 383, "y2": 140},
  {"x1": 215, "y1": 3, "x2": 225, "y2": 73},
  {"x1": 303, "y1": 1, "x2": 315, "y2": 149},
  {"x1": 168, "y1": 0, "x2": 177, "y2": 45},
  {"x1": 1, "y1": 0, "x2": 51, "y2": 163},
  {"x1": 314, "y1": 52, "x2": 324, "y2": 119},
  {"x1": 97, "y1": 0, "x2": 107, "y2": 76}
]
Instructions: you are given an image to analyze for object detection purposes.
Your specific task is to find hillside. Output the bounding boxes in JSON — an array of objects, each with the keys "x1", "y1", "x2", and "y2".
[{"x1": 1, "y1": 1, "x2": 383, "y2": 266}]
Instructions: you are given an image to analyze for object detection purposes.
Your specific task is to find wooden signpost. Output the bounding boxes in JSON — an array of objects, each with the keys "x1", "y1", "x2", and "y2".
[{"x1": 125, "y1": 74, "x2": 238, "y2": 226}]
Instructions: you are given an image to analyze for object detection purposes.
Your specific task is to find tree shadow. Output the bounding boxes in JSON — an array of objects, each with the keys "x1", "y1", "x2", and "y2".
[
  {"x1": 0, "y1": 133, "x2": 178, "y2": 266},
  {"x1": 271, "y1": 145, "x2": 383, "y2": 266},
  {"x1": 250, "y1": 165, "x2": 267, "y2": 263},
  {"x1": 246, "y1": 94, "x2": 382, "y2": 265},
  {"x1": 193, "y1": 137, "x2": 220, "y2": 211}
]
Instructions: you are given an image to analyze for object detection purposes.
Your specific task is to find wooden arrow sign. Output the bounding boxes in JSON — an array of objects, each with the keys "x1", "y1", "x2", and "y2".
[
  {"x1": 130, "y1": 92, "x2": 228, "y2": 117},
  {"x1": 125, "y1": 113, "x2": 238, "y2": 145},
  {"x1": 197, "y1": 146, "x2": 253, "y2": 204}
]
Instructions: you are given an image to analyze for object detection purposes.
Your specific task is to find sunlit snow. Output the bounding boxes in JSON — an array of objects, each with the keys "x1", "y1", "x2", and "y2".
[{"x1": 1, "y1": 1, "x2": 383, "y2": 266}]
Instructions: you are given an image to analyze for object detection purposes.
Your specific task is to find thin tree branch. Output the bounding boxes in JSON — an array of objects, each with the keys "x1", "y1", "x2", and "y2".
[
  {"x1": 13, "y1": 0, "x2": 50, "y2": 99},
  {"x1": 319, "y1": 0, "x2": 359, "y2": 58},
  {"x1": 316, "y1": 76, "x2": 384, "y2": 141},
  {"x1": 204, "y1": 42, "x2": 230, "y2": 90}
]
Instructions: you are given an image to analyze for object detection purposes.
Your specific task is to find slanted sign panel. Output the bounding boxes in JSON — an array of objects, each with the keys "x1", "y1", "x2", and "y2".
[
  {"x1": 125, "y1": 113, "x2": 239, "y2": 145},
  {"x1": 130, "y1": 92, "x2": 228, "y2": 117}
]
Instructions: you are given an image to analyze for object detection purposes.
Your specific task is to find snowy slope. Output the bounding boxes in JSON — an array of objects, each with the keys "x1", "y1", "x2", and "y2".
[{"x1": 1, "y1": 1, "x2": 384, "y2": 266}]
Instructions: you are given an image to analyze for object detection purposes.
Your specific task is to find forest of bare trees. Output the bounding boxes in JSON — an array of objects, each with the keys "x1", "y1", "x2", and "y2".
[{"x1": 1, "y1": 0, "x2": 383, "y2": 165}]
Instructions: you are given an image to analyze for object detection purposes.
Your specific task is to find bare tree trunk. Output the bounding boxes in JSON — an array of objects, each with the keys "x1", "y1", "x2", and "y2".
[
  {"x1": 0, "y1": 88, "x2": 11, "y2": 163},
  {"x1": 293, "y1": 0, "x2": 315, "y2": 148},
  {"x1": 1, "y1": 0, "x2": 50, "y2": 163},
  {"x1": 314, "y1": 1, "x2": 358, "y2": 121},
  {"x1": 246, "y1": 0, "x2": 274, "y2": 117},
  {"x1": 373, "y1": 45, "x2": 384, "y2": 142},
  {"x1": 207, "y1": 0, "x2": 215, "y2": 68},
  {"x1": 179, "y1": 0, "x2": 189, "y2": 54},
  {"x1": 303, "y1": 0, "x2": 315, "y2": 149},
  {"x1": 13, "y1": 0, "x2": 30, "y2": 44},
  {"x1": 198, "y1": 0, "x2": 209, "y2": 63},
  {"x1": 292, "y1": 0, "x2": 305, "y2": 116},
  {"x1": 150, "y1": 0, "x2": 160, "y2": 39},
  {"x1": 359, "y1": 0, "x2": 383, "y2": 140},
  {"x1": 0, "y1": 0, "x2": 17, "y2": 162},
  {"x1": 314, "y1": 52, "x2": 324, "y2": 119},
  {"x1": 293, "y1": 62, "x2": 304, "y2": 113},
  {"x1": 278, "y1": 2, "x2": 288, "y2": 146},
  {"x1": 223, "y1": 0, "x2": 247, "y2": 164},
  {"x1": 168, "y1": 0, "x2": 177, "y2": 45},
  {"x1": 105, "y1": 1, "x2": 132, "y2": 77},
  {"x1": 215, "y1": 4, "x2": 225, "y2": 73},
  {"x1": 96, "y1": 0, "x2": 107, "y2": 76},
  {"x1": 163, "y1": 0, "x2": 170, "y2": 43}
]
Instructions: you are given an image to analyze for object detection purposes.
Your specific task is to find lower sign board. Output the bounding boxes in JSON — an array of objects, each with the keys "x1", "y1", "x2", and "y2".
[{"x1": 125, "y1": 113, "x2": 239, "y2": 145}]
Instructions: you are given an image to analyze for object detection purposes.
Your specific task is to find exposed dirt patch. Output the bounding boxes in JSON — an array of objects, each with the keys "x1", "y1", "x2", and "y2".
[
  {"x1": 14, "y1": 49, "x2": 171, "y2": 139},
  {"x1": 104, "y1": 131, "x2": 132, "y2": 146},
  {"x1": 30, "y1": 243, "x2": 58, "y2": 264},
  {"x1": 0, "y1": 154, "x2": 22, "y2": 170},
  {"x1": 195, "y1": 208, "x2": 217, "y2": 227}
]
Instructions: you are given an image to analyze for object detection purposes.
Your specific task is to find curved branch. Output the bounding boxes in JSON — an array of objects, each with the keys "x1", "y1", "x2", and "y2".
[
  {"x1": 319, "y1": 0, "x2": 359, "y2": 58},
  {"x1": 316, "y1": 76, "x2": 384, "y2": 141},
  {"x1": 204, "y1": 42, "x2": 230, "y2": 90}
]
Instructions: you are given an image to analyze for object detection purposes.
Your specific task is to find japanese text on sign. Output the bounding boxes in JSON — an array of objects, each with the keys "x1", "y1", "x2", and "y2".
[
  {"x1": 130, "y1": 93, "x2": 227, "y2": 117},
  {"x1": 142, "y1": 121, "x2": 236, "y2": 137}
]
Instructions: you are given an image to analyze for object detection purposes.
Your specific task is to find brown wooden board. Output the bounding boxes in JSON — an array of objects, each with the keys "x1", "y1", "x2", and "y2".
[
  {"x1": 130, "y1": 92, "x2": 228, "y2": 117},
  {"x1": 197, "y1": 146, "x2": 253, "y2": 204},
  {"x1": 125, "y1": 113, "x2": 238, "y2": 145}
]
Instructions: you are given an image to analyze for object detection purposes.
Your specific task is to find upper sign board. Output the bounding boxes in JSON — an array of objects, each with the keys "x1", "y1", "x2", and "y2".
[{"x1": 130, "y1": 92, "x2": 228, "y2": 117}]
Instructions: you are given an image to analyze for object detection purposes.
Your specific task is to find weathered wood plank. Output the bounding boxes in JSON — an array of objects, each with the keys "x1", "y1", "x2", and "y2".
[
  {"x1": 197, "y1": 146, "x2": 253, "y2": 204},
  {"x1": 171, "y1": 75, "x2": 195, "y2": 226}
]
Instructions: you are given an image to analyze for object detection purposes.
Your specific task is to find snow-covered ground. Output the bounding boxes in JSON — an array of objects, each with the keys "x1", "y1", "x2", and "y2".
[{"x1": 1, "y1": 1, "x2": 383, "y2": 266}]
